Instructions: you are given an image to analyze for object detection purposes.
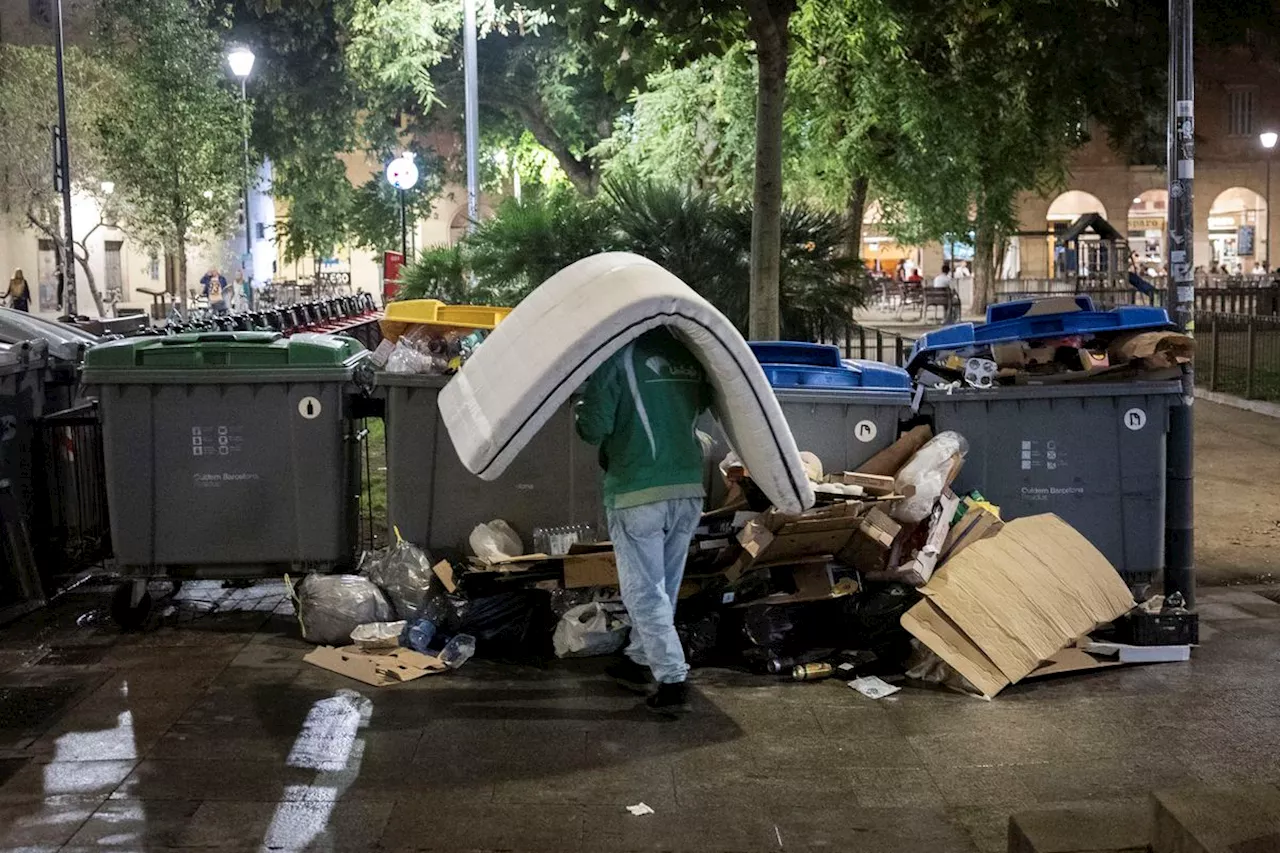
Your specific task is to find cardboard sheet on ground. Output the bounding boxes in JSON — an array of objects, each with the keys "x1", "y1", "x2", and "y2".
[
  {"x1": 901, "y1": 514, "x2": 1135, "y2": 699},
  {"x1": 304, "y1": 645, "x2": 448, "y2": 687}
]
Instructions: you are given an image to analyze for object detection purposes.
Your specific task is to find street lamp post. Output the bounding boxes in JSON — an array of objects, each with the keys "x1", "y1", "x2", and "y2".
[
  {"x1": 385, "y1": 153, "x2": 420, "y2": 261},
  {"x1": 228, "y1": 47, "x2": 255, "y2": 307},
  {"x1": 1261, "y1": 131, "x2": 1277, "y2": 271},
  {"x1": 463, "y1": 0, "x2": 480, "y2": 232}
]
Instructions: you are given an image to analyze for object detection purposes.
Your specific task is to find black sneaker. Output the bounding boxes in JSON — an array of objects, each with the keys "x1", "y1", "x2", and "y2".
[
  {"x1": 645, "y1": 681, "x2": 691, "y2": 717},
  {"x1": 606, "y1": 658, "x2": 653, "y2": 695}
]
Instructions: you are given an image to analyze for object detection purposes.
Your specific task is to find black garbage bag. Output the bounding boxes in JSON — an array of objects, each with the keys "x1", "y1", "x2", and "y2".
[
  {"x1": 453, "y1": 590, "x2": 555, "y2": 663},
  {"x1": 837, "y1": 582, "x2": 920, "y2": 672}
]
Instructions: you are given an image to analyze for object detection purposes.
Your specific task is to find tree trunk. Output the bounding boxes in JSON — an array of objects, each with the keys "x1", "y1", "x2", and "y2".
[
  {"x1": 972, "y1": 216, "x2": 997, "y2": 315},
  {"x1": 844, "y1": 174, "x2": 869, "y2": 270},
  {"x1": 747, "y1": 0, "x2": 795, "y2": 341},
  {"x1": 72, "y1": 245, "x2": 105, "y2": 317},
  {"x1": 174, "y1": 236, "x2": 189, "y2": 314},
  {"x1": 510, "y1": 101, "x2": 599, "y2": 197}
]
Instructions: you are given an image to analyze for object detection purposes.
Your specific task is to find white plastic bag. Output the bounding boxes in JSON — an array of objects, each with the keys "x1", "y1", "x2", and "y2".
[
  {"x1": 469, "y1": 519, "x2": 524, "y2": 562},
  {"x1": 552, "y1": 602, "x2": 630, "y2": 658},
  {"x1": 892, "y1": 431, "x2": 969, "y2": 523}
]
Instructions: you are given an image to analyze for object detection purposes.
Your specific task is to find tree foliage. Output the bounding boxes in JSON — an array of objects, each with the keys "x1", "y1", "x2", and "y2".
[
  {"x1": 0, "y1": 44, "x2": 118, "y2": 313},
  {"x1": 394, "y1": 179, "x2": 864, "y2": 340},
  {"x1": 97, "y1": 0, "x2": 245, "y2": 306}
]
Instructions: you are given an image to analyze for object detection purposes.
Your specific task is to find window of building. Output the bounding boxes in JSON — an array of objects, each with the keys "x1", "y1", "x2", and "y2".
[{"x1": 1228, "y1": 86, "x2": 1257, "y2": 137}]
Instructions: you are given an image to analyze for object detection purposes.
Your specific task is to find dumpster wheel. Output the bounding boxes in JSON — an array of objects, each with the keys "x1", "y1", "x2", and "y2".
[{"x1": 110, "y1": 581, "x2": 153, "y2": 631}]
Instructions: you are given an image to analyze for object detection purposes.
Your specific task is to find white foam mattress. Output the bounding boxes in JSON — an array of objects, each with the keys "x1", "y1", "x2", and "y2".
[{"x1": 438, "y1": 252, "x2": 815, "y2": 515}]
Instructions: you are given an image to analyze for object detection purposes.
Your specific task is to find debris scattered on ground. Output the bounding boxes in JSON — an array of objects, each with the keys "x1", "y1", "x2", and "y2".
[
  {"x1": 626, "y1": 803, "x2": 655, "y2": 817},
  {"x1": 849, "y1": 675, "x2": 901, "y2": 699}
]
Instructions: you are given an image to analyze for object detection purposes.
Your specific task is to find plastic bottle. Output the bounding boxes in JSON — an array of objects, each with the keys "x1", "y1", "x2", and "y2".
[
  {"x1": 400, "y1": 618, "x2": 437, "y2": 653},
  {"x1": 440, "y1": 633, "x2": 476, "y2": 669}
]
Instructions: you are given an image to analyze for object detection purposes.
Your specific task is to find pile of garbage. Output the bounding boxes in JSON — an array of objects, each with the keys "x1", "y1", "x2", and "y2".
[
  {"x1": 289, "y1": 533, "x2": 488, "y2": 686},
  {"x1": 908, "y1": 296, "x2": 1194, "y2": 390},
  {"x1": 384, "y1": 326, "x2": 489, "y2": 376},
  {"x1": 286, "y1": 417, "x2": 1195, "y2": 699}
]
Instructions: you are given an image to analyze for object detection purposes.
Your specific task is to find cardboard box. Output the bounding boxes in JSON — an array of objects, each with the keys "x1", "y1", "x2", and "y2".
[
  {"x1": 729, "y1": 502, "x2": 867, "y2": 581},
  {"x1": 562, "y1": 550, "x2": 619, "y2": 588},
  {"x1": 836, "y1": 507, "x2": 902, "y2": 572},
  {"x1": 826, "y1": 472, "x2": 897, "y2": 497},
  {"x1": 1107, "y1": 331, "x2": 1195, "y2": 369},
  {"x1": 303, "y1": 646, "x2": 448, "y2": 687},
  {"x1": 992, "y1": 341, "x2": 1028, "y2": 368},
  {"x1": 735, "y1": 561, "x2": 857, "y2": 605},
  {"x1": 939, "y1": 505, "x2": 1003, "y2": 563},
  {"x1": 856, "y1": 425, "x2": 932, "y2": 477},
  {"x1": 900, "y1": 514, "x2": 1135, "y2": 699}
]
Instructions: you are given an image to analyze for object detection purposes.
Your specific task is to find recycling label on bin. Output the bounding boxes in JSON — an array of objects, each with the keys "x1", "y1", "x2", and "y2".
[
  {"x1": 1123, "y1": 408, "x2": 1147, "y2": 431},
  {"x1": 853, "y1": 420, "x2": 878, "y2": 443},
  {"x1": 298, "y1": 396, "x2": 322, "y2": 419}
]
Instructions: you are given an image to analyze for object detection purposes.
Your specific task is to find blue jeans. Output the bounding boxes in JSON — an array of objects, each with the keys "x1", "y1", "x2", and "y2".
[{"x1": 606, "y1": 497, "x2": 702, "y2": 684}]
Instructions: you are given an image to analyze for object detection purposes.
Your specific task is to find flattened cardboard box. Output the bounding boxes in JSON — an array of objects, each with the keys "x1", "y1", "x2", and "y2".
[
  {"x1": 901, "y1": 514, "x2": 1134, "y2": 699},
  {"x1": 304, "y1": 646, "x2": 448, "y2": 687}
]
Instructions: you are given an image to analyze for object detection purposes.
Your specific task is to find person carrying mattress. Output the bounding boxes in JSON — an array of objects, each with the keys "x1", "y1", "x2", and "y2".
[{"x1": 574, "y1": 326, "x2": 712, "y2": 717}]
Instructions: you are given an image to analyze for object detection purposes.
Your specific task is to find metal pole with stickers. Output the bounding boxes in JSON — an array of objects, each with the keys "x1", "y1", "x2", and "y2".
[{"x1": 1165, "y1": 0, "x2": 1196, "y2": 607}]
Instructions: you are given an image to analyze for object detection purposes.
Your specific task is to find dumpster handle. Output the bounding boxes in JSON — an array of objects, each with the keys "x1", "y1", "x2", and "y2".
[{"x1": 154, "y1": 332, "x2": 281, "y2": 345}]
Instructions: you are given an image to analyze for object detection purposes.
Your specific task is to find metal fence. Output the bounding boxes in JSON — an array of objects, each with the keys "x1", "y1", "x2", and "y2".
[
  {"x1": 830, "y1": 325, "x2": 918, "y2": 367},
  {"x1": 32, "y1": 403, "x2": 112, "y2": 586},
  {"x1": 995, "y1": 279, "x2": 1280, "y2": 315},
  {"x1": 1196, "y1": 311, "x2": 1280, "y2": 403}
]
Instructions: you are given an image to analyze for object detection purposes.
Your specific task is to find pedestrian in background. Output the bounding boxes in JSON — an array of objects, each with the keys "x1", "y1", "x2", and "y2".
[
  {"x1": 574, "y1": 327, "x2": 713, "y2": 717},
  {"x1": 201, "y1": 268, "x2": 229, "y2": 315},
  {"x1": 2, "y1": 269, "x2": 30, "y2": 312}
]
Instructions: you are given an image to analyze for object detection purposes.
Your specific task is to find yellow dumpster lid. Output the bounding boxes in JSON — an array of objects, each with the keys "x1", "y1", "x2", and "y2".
[{"x1": 380, "y1": 299, "x2": 512, "y2": 343}]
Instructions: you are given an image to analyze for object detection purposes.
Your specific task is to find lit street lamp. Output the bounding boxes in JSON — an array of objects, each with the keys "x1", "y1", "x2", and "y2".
[
  {"x1": 228, "y1": 47, "x2": 255, "y2": 306},
  {"x1": 385, "y1": 152, "x2": 419, "y2": 261},
  {"x1": 1262, "y1": 131, "x2": 1277, "y2": 270}
]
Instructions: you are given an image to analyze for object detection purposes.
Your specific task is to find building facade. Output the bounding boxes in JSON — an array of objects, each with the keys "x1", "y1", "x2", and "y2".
[{"x1": 1013, "y1": 45, "x2": 1280, "y2": 280}]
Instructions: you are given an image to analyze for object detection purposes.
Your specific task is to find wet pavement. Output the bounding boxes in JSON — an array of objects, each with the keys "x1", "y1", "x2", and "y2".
[{"x1": 0, "y1": 580, "x2": 1279, "y2": 852}]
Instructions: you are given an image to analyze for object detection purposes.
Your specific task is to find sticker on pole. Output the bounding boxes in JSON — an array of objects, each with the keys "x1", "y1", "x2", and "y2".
[
  {"x1": 1123, "y1": 408, "x2": 1147, "y2": 431},
  {"x1": 854, "y1": 420, "x2": 878, "y2": 443},
  {"x1": 298, "y1": 396, "x2": 322, "y2": 420}
]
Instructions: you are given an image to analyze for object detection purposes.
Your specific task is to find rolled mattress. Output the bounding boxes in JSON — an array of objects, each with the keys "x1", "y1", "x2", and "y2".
[{"x1": 438, "y1": 252, "x2": 815, "y2": 515}]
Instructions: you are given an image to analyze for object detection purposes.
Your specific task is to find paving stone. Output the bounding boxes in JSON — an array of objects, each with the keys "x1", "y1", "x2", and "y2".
[
  {"x1": 1153, "y1": 785, "x2": 1280, "y2": 853},
  {"x1": 176, "y1": 798, "x2": 394, "y2": 850},
  {"x1": 0, "y1": 800, "x2": 98, "y2": 847},
  {"x1": 0, "y1": 758, "x2": 136, "y2": 804},
  {"x1": 581, "y1": 803, "x2": 781, "y2": 852},
  {"x1": 493, "y1": 753, "x2": 677, "y2": 806},
  {"x1": 770, "y1": 805, "x2": 979, "y2": 852},
  {"x1": 111, "y1": 759, "x2": 294, "y2": 801},
  {"x1": 65, "y1": 798, "x2": 204, "y2": 848},
  {"x1": 378, "y1": 802, "x2": 584, "y2": 852},
  {"x1": 1009, "y1": 802, "x2": 1151, "y2": 852}
]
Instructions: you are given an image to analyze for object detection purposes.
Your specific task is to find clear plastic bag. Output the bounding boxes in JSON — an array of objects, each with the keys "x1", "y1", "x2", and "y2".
[
  {"x1": 552, "y1": 602, "x2": 630, "y2": 658},
  {"x1": 469, "y1": 519, "x2": 524, "y2": 561},
  {"x1": 362, "y1": 534, "x2": 446, "y2": 622},
  {"x1": 350, "y1": 620, "x2": 406, "y2": 651},
  {"x1": 892, "y1": 431, "x2": 969, "y2": 523},
  {"x1": 289, "y1": 574, "x2": 395, "y2": 646}
]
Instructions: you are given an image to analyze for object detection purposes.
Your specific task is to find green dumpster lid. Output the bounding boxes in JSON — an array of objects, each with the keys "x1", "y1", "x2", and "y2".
[{"x1": 83, "y1": 331, "x2": 366, "y2": 370}]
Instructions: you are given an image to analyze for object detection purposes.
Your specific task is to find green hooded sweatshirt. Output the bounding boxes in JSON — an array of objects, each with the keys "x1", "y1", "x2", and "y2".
[{"x1": 574, "y1": 328, "x2": 712, "y2": 509}]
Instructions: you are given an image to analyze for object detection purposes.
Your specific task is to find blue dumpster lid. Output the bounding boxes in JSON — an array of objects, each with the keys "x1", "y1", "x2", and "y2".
[
  {"x1": 748, "y1": 341, "x2": 843, "y2": 368},
  {"x1": 907, "y1": 297, "x2": 1175, "y2": 372},
  {"x1": 748, "y1": 341, "x2": 911, "y2": 391},
  {"x1": 757, "y1": 359, "x2": 911, "y2": 391}
]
